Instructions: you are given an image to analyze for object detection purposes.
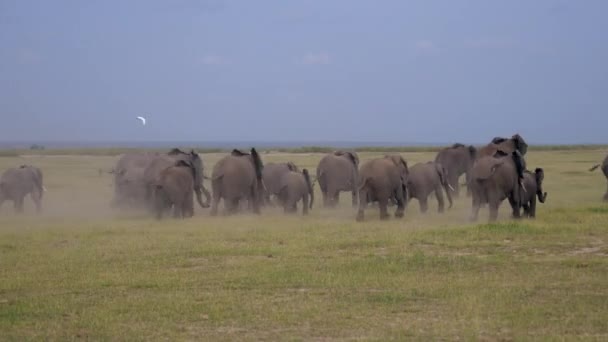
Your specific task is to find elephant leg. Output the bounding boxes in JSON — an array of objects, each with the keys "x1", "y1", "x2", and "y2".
[
  {"x1": 210, "y1": 189, "x2": 221, "y2": 216},
  {"x1": 419, "y1": 197, "x2": 429, "y2": 214},
  {"x1": 225, "y1": 198, "x2": 240, "y2": 215},
  {"x1": 351, "y1": 190, "x2": 358, "y2": 207},
  {"x1": 322, "y1": 191, "x2": 330, "y2": 208},
  {"x1": 172, "y1": 204, "x2": 181, "y2": 218},
  {"x1": 435, "y1": 187, "x2": 445, "y2": 213},
  {"x1": 529, "y1": 196, "x2": 537, "y2": 219},
  {"x1": 489, "y1": 201, "x2": 500, "y2": 223},
  {"x1": 356, "y1": 188, "x2": 368, "y2": 222},
  {"x1": 15, "y1": 197, "x2": 25, "y2": 213},
  {"x1": 31, "y1": 192, "x2": 42, "y2": 213},
  {"x1": 302, "y1": 194, "x2": 309, "y2": 215},
  {"x1": 250, "y1": 186, "x2": 261, "y2": 215},
  {"x1": 379, "y1": 198, "x2": 390, "y2": 220},
  {"x1": 469, "y1": 196, "x2": 481, "y2": 222},
  {"x1": 394, "y1": 192, "x2": 405, "y2": 218},
  {"x1": 604, "y1": 181, "x2": 608, "y2": 201},
  {"x1": 507, "y1": 194, "x2": 521, "y2": 219},
  {"x1": 522, "y1": 202, "x2": 530, "y2": 218}
]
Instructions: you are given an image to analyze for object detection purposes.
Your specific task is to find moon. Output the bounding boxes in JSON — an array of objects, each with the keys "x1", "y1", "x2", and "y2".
[{"x1": 136, "y1": 116, "x2": 146, "y2": 125}]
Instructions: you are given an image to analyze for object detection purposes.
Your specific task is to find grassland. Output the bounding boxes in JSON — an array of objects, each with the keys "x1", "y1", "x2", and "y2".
[{"x1": 1, "y1": 148, "x2": 607, "y2": 340}]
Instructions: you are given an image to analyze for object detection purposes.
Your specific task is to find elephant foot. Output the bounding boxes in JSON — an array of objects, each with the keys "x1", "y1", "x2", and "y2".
[
  {"x1": 356, "y1": 211, "x2": 365, "y2": 222},
  {"x1": 438, "y1": 207, "x2": 444, "y2": 214},
  {"x1": 394, "y1": 210, "x2": 404, "y2": 218},
  {"x1": 379, "y1": 213, "x2": 390, "y2": 221}
]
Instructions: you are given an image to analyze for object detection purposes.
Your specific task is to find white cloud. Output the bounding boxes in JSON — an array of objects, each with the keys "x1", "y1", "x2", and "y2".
[
  {"x1": 413, "y1": 40, "x2": 440, "y2": 55},
  {"x1": 301, "y1": 52, "x2": 331, "y2": 65},
  {"x1": 200, "y1": 54, "x2": 228, "y2": 65}
]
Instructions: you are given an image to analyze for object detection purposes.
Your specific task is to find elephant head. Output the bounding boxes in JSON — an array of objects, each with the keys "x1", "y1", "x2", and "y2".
[
  {"x1": 434, "y1": 162, "x2": 453, "y2": 209},
  {"x1": 512, "y1": 134, "x2": 528, "y2": 156},
  {"x1": 534, "y1": 168, "x2": 547, "y2": 203},
  {"x1": 386, "y1": 154, "x2": 410, "y2": 203},
  {"x1": 302, "y1": 168, "x2": 314, "y2": 209}
]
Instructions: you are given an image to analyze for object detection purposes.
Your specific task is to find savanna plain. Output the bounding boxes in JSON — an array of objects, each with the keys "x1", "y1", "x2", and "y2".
[{"x1": 1, "y1": 148, "x2": 607, "y2": 341}]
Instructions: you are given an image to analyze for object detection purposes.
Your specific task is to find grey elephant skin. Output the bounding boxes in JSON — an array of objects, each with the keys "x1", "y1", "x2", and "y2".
[
  {"x1": 478, "y1": 134, "x2": 528, "y2": 158},
  {"x1": 356, "y1": 154, "x2": 409, "y2": 221},
  {"x1": 469, "y1": 151, "x2": 526, "y2": 222},
  {"x1": 154, "y1": 160, "x2": 198, "y2": 219},
  {"x1": 112, "y1": 152, "x2": 159, "y2": 208},
  {"x1": 143, "y1": 149, "x2": 210, "y2": 211},
  {"x1": 262, "y1": 162, "x2": 299, "y2": 206},
  {"x1": 434, "y1": 143, "x2": 476, "y2": 197},
  {"x1": 316, "y1": 151, "x2": 359, "y2": 208},
  {"x1": 210, "y1": 148, "x2": 265, "y2": 216},
  {"x1": 0, "y1": 165, "x2": 44, "y2": 213},
  {"x1": 589, "y1": 154, "x2": 608, "y2": 201},
  {"x1": 520, "y1": 168, "x2": 547, "y2": 218},
  {"x1": 407, "y1": 161, "x2": 453, "y2": 214},
  {"x1": 277, "y1": 168, "x2": 314, "y2": 215}
]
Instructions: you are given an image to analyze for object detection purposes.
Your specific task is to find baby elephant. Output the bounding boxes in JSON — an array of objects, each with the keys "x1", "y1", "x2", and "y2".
[
  {"x1": 407, "y1": 161, "x2": 453, "y2": 213},
  {"x1": 520, "y1": 168, "x2": 547, "y2": 218},
  {"x1": 154, "y1": 160, "x2": 197, "y2": 219},
  {"x1": 277, "y1": 169, "x2": 314, "y2": 215}
]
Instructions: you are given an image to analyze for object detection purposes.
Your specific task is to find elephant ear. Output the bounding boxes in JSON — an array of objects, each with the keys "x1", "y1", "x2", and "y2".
[
  {"x1": 168, "y1": 148, "x2": 186, "y2": 155},
  {"x1": 512, "y1": 133, "x2": 528, "y2": 155},
  {"x1": 250, "y1": 148, "x2": 264, "y2": 180},
  {"x1": 231, "y1": 149, "x2": 248, "y2": 156},
  {"x1": 343, "y1": 152, "x2": 359, "y2": 166},
  {"x1": 468, "y1": 145, "x2": 477, "y2": 159},
  {"x1": 511, "y1": 151, "x2": 526, "y2": 180},
  {"x1": 434, "y1": 162, "x2": 446, "y2": 183},
  {"x1": 534, "y1": 168, "x2": 544, "y2": 184},
  {"x1": 491, "y1": 137, "x2": 508, "y2": 144}
]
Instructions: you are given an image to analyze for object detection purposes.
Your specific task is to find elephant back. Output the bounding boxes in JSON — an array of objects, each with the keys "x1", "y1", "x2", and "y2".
[
  {"x1": 263, "y1": 163, "x2": 296, "y2": 195},
  {"x1": 317, "y1": 153, "x2": 358, "y2": 189},
  {"x1": 472, "y1": 156, "x2": 507, "y2": 180}
]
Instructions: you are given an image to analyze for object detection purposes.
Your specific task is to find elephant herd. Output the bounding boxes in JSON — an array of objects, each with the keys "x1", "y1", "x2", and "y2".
[{"x1": 1, "y1": 136, "x2": 607, "y2": 223}]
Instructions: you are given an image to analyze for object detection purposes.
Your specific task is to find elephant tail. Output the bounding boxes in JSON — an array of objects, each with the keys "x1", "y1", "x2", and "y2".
[
  {"x1": 303, "y1": 169, "x2": 313, "y2": 209},
  {"x1": 589, "y1": 164, "x2": 601, "y2": 172}
]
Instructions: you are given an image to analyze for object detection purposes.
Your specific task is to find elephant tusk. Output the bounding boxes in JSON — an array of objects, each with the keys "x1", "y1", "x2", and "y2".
[
  {"x1": 520, "y1": 181, "x2": 527, "y2": 193},
  {"x1": 42, "y1": 186, "x2": 47, "y2": 192},
  {"x1": 448, "y1": 184, "x2": 455, "y2": 192}
]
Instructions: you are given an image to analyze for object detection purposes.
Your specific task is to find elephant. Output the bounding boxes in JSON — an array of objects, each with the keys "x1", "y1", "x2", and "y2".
[
  {"x1": 277, "y1": 168, "x2": 314, "y2": 215},
  {"x1": 316, "y1": 150, "x2": 359, "y2": 208},
  {"x1": 434, "y1": 143, "x2": 477, "y2": 197},
  {"x1": 356, "y1": 154, "x2": 409, "y2": 221},
  {"x1": 154, "y1": 160, "x2": 198, "y2": 219},
  {"x1": 407, "y1": 161, "x2": 453, "y2": 214},
  {"x1": 589, "y1": 154, "x2": 608, "y2": 201},
  {"x1": 0, "y1": 165, "x2": 44, "y2": 213},
  {"x1": 112, "y1": 151, "x2": 161, "y2": 208},
  {"x1": 143, "y1": 149, "x2": 210, "y2": 211},
  {"x1": 478, "y1": 134, "x2": 528, "y2": 158},
  {"x1": 520, "y1": 168, "x2": 547, "y2": 218},
  {"x1": 210, "y1": 148, "x2": 265, "y2": 216},
  {"x1": 469, "y1": 150, "x2": 526, "y2": 222},
  {"x1": 262, "y1": 162, "x2": 299, "y2": 206}
]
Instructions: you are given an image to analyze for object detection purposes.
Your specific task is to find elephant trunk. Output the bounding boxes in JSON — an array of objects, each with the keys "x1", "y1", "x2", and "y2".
[
  {"x1": 302, "y1": 169, "x2": 313, "y2": 209},
  {"x1": 193, "y1": 186, "x2": 208, "y2": 209},
  {"x1": 534, "y1": 168, "x2": 547, "y2": 204},
  {"x1": 443, "y1": 179, "x2": 453, "y2": 209},
  {"x1": 589, "y1": 164, "x2": 601, "y2": 172}
]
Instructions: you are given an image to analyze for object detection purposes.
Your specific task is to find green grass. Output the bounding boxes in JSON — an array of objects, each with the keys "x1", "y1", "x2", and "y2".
[{"x1": 1, "y1": 149, "x2": 608, "y2": 340}]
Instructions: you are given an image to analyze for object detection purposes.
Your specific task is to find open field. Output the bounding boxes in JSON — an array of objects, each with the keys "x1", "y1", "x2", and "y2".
[{"x1": 1, "y1": 148, "x2": 608, "y2": 340}]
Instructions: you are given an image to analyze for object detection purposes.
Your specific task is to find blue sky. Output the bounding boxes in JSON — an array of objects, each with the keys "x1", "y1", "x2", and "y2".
[{"x1": 1, "y1": 0, "x2": 607, "y2": 144}]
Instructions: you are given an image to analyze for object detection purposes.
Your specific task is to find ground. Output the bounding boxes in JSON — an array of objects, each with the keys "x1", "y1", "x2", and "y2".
[{"x1": 1, "y1": 149, "x2": 607, "y2": 341}]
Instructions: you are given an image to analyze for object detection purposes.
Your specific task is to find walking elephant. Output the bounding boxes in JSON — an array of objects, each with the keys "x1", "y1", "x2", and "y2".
[
  {"x1": 478, "y1": 134, "x2": 528, "y2": 158},
  {"x1": 469, "y1": 150, "x2": 526, "y2": 222},
  {"x1": 112, "y1": 152, "x2": 160, "y2": 208},
  {"x1": 356, "y1": 154, "x2": 409, "y2": 221},
  {"x1": 210, "y1": 148, "x2": 265, "y2": 216},
  {"x1": 589, "y1": 154, "x2": 608, "y2": 201},
  {"x1": 434, "y1": 143, "x2": 477, "y2": 197},
  {"x1": 316, "y1": 150, "x2": 359, "y2": 208},
  {"x1": 277, "y1": 168, "x2": 314, "y2": 215},
  {"x1": 143, "y1": 149, "x2": 210, "y2": 211},
  {"x1": 407, "y1": 161, "x2": 453, "y2": 214},
  {"x1": 520, "y1": 168, "x2": 547, "y2": 218},
  {"x1": 0, "y1": 165, "x2": 44, "y2": 213},
  {"x1": 154, "y1": 160, "x2": 198, "y2": 219},
  {"x1": 262, "y1": 162, "x2": 299, "y2": 206}
]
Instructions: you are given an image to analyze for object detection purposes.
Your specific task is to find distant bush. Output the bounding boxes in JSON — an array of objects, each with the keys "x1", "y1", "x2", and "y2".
[{"x1": 30, "y1": 144, "x2": 45, "y2": 150}]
